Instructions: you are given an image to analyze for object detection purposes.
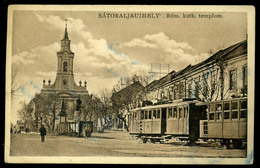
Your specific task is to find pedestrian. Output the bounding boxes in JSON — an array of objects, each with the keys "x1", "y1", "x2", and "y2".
[{"x1": 39, "y1": 125, "x2": 46, "y2": 142}]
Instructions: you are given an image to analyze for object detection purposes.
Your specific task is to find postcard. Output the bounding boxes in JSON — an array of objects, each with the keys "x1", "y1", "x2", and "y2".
[{"x1": 5, "y1": 5, "x2": 255, "y2": 164}]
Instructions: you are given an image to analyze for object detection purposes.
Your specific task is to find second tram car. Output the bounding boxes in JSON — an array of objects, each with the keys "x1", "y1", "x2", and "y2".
[
  {"x1": 128, "y1": 99, "x2": 207, "y2": 143},
  {"x1": 197, "y1": 97, "x2": 247, "y2": 148}
]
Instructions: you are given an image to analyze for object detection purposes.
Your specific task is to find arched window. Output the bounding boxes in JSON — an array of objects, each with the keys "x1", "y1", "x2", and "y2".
[{"x1": 63, "y1": 62, "x2": 67, "y2": 72}]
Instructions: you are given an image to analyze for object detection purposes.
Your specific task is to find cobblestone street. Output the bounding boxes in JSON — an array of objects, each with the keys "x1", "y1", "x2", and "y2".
[{"x1": 10, "y1": 130, "x2": 247, "y2": 158}]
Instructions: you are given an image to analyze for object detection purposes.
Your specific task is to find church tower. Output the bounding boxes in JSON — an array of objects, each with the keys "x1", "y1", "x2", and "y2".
[
  {"x1": 55, "y1": 21, "x2": 76, "y2": 90},
  {"x1": 41, "y1": 21, "x2": 88, "y2": 97}
]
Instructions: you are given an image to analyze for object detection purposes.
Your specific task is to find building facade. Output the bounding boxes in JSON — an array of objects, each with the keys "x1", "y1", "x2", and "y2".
[{"x1": 141, "y1": 40, "x2": 247, "y2": 104}]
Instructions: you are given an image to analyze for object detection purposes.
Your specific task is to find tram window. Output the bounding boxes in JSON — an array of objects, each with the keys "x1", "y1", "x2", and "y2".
[
  {"x1": 231, "y1": 102, "x2": 238, "y2": 119},
  {"x1": 216, "y1": 104, "x2": 222, "y2": 120},
  {"x1": 141, "y1": 111, "x2": 144, "y2": 120},
  {"x1": 145, "y1": 111, "x2": 148, "y2": 119},
  {"x1": 157, "y1": 110, "x2": 160, "y2": 119},
  {"x1": 179, "y1": 107, "x2": 184, "y2": 118},
  {"x1": 173, "y1": 107, "x2": 177, "y2": 118},
  {"x1": 153, "y1": 110, "x2": 157, "y2": 119},
  {"x1": 209, "y1": 104, "x2": 215, "y2": 120},
  {"x1": 148, "y1": 110, "x2": 152, "y2": 119},
  {"x1": 168, "y1": 108, "x2": 173, "y2": 118},
  {"x1": 183, "y1": 107, "x2": 186, "y2": 118},
  {"x1": 186, "y1": 107, "x2": 189, "y2": 118},
  {"x1": 240, "y1": 100, "x2": 247, "y2": 118},
  {"x1": 134, "y1": 112, "x2": 137, "y2": 120},
  {"x1": 224, "y1": 102, "x2": 230, "y2": 119}
]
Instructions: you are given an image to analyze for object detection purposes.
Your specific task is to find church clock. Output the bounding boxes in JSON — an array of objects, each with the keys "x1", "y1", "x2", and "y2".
[{"x1": 63, "y1": 80, "x2": 67, "y2": 85}]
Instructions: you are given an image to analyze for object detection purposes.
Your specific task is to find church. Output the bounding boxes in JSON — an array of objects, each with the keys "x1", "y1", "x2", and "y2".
[{"x1": 34, "y1": 22, "x2": 89, "y2": 130}]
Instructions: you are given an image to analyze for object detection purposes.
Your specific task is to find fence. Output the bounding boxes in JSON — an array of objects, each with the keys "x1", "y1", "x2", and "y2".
[
  {"x1": 57, "y1": 121, "x2": 93, "y2": 137},
  {"x1": 57, "y1": 122, "x2": 78, "y2": 135}
]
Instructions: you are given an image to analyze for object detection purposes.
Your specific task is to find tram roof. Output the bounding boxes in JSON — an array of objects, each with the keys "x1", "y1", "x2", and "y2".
[
  {"x1": 195, "y1": 97, "x2": 247, "y2": 106},
  {"x1": 130, "y1": 99, "x2": 199, "y2": 112}
]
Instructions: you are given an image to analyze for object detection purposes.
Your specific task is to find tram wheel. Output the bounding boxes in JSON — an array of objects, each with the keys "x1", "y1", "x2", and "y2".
[
  {"x1": 232, "y1": 140, "x2": 243, "y2": 149},
  {"x1": 223, "y1": 140, "x2": 231, "y2": 149}
]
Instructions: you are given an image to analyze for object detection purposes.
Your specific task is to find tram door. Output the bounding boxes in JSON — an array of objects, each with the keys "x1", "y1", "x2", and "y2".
[{"x1": 161, "y1": 108, "x2": 167, "y2": 134}]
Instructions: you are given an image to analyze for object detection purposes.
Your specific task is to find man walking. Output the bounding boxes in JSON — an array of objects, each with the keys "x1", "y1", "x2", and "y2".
[{"x1": 39, "y1": 125, "x2": 46, "y2": 142}]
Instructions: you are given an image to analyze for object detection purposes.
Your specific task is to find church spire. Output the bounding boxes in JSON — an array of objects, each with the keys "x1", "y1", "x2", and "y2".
[
  {"x1": 63, "y1": 19, "x2": 69, "y2": 40},
  {"x1": 59, "y1": 19, "x2": 72, "y2": 53}
]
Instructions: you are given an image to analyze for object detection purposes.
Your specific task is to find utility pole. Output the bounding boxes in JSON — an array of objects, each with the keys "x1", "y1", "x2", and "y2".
[{"x1": 149, "y1": 63, "x2": 172, "y2": 80}]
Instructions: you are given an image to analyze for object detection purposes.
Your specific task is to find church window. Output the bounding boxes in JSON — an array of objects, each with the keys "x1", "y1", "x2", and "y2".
[{"x1": 63, "y1": 62, "x2": 68, "y2": 72}]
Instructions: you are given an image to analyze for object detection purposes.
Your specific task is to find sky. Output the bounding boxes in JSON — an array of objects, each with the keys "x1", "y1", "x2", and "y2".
[{"x1": 9, "y1": 9, "x2": 247, "y2": 123}]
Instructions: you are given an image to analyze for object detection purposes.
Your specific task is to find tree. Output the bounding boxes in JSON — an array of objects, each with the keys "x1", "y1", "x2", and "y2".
[
  {"x1": 111, "y1": 81, "x2": 144, "y2": 131},
  {"x1": 31, "y1": 93, "x2": 44, "y2": 129},
  {"x1": 17, "y1": 101, "x2": 34, "y2": 129},
  {"x1": 98, "y1": 88, "x2": 113, "y2": 124},
  {"x1": 79, "y1": 95, "x2": 92, "y2": 122},
  {"x1": 46, "y1": 94, "x2": 61, "y2": 132},
  {"x1": 11, "y1": 67, "x2": 23, "y2": 99},
  {"x1": 32, "y1": 93, "x2": 61, "y2": 132},
  {"x1": 189, "y1": 60, "x2": 230, "y2": 102},
  {"x1": 80, "y1": 95, "x2": 103, "y2": 123}
]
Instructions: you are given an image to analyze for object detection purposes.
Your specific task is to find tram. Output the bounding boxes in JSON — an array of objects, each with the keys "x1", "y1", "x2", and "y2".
[
  {"x1": 128, "y1": 99, "x2": 207, "y2": 143},
  {"x1": 197, "y1": 97, "x2": 247, "y2": 148}
]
